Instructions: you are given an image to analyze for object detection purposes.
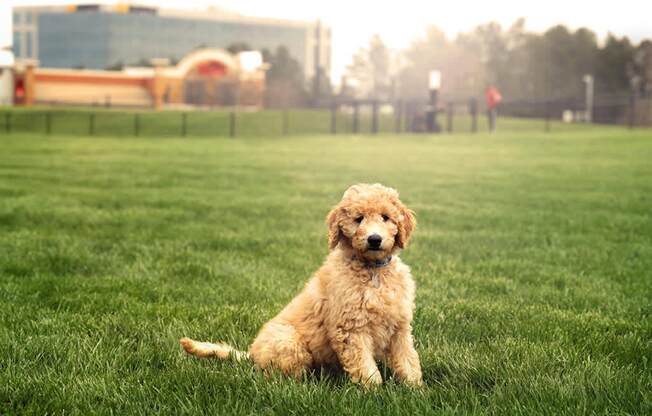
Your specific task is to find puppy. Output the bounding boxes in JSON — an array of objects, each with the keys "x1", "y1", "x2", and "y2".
[{"x1": 180, "y1": 183, "x2": 422, "y2": 386}]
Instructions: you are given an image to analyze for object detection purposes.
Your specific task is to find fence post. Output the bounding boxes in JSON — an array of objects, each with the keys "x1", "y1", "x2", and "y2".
[
  {"x1": 446, "y1": 102, "x2": 454, "y2": 133},
  {"x1": 371, "y1": 100, "x2": 379, "y2": 134},
  {"x1": 470, "y1": 98, "x2": 478, "y2": 133},
  {"x1": 229, "y1": 110, "x2": 236, "y2": 138},
  {"x1": 330, "y1": 101, "x2": 337, "y2": 135},
  {"x1": 181, "y1": 112, "x2": 187, "y2": 137},
  {"x1": 134, "y1": 113, "x2": 140, "y2": 137},
  {"x1": 628, "y1": 93, "x2": 636, "y2": 129},
  {"x1": 5, "y1": 112, "x2": 11, "y2": 134},
  {"x1": 89, "y1": 113, "x2": 95, "y2": 136},
  {"x1": 45, "y1": 112, "x2": 52, "y2": 135}
]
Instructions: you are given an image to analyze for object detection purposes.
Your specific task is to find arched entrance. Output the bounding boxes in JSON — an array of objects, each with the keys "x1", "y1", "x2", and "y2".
[
  {"x1": 173, "y1": 49, "x2": 238, "y2": 107},
  {"x1": 184, "y1": 60, "x2": 228, "y2": 106}
]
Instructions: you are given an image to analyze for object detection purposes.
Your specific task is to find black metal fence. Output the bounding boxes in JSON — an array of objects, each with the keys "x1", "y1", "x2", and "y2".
[
  {"x1": 0, "y1": 104, "x2": 484, "y2": 138},
  {"x1": 0, "y1": 96, "x2": 648, "y2": 139}
]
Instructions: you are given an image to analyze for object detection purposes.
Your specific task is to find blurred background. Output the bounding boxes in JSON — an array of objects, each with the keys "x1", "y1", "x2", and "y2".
[{"x1": 1, "y1": 0, "x2": 651, "y2": 132}]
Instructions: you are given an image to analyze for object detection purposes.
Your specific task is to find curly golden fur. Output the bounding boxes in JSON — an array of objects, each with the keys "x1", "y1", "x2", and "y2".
[{"x1": 180, "y1": 183, "x2": 422, "y2": 386}]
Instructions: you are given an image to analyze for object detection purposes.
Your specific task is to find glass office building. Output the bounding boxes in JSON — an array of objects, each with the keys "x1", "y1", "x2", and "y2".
[{"x1": 12, "y1": 5, "x2": 331, "y2": 81}]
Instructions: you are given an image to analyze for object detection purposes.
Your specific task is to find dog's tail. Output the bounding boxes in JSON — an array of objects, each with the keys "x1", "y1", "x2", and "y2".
[{"x1": 179, "y1": 337, "x2": 249, "y2": 361}]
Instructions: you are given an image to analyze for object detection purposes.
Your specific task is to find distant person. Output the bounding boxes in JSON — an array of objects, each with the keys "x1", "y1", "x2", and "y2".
[{"x1": 485, "y1": 85, "x2": 502, "y2": 132}]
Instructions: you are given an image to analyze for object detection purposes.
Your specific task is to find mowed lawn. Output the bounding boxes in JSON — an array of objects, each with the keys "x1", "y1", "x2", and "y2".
[{"x1": 1, "y1": 127, "x2": 651, "y2": 415}]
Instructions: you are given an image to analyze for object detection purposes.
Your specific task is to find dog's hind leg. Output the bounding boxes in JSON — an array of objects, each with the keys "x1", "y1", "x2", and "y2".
[{"x1": 249, "y1": 321, "x2": 313, "y2": 378}]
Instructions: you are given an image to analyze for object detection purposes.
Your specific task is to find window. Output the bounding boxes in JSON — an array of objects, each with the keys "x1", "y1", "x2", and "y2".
[
  {"x1": 25, "y1": 12, "x2": 33, "y2": 25},
  {"x1": 13, "y1": 31, "x2": 22, "y2": 58},
  {"x1": 26, "y1": 32, "x2": 33, "y2": 58},
  {"x1": 13, "y1": 12, "x2": 21, "y2": 25}
]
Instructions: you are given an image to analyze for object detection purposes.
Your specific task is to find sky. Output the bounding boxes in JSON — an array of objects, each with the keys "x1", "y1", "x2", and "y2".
[{"x1": 4, "y1": 0, "x2": 652, "y2": 80}]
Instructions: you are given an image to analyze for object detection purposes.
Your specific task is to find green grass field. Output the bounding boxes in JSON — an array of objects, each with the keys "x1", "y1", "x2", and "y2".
[{"x1": 1, "y1": 124, "x2": 651, "y2": 415}]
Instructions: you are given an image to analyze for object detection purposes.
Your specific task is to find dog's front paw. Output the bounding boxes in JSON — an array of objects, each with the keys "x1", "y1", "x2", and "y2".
[
  {"x1": 358, "y1": 370, "x2": 383, "y2": 387},
  {"x1": 404, "y1": 375, "x2": 423, "y2": 387}
]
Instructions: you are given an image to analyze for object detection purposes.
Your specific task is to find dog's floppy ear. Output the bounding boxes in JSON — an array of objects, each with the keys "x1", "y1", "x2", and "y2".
[
  {"x1": 326, "y1": 205, "x2": 345, "y2": 250},
  {"x1": 395, "y1": 203, "x2": 416, "y2": 249}
]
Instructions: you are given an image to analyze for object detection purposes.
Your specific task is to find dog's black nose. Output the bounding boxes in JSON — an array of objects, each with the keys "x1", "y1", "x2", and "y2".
[{"x1": 367, "y1": 234, "x2": 382, "y2": 248}]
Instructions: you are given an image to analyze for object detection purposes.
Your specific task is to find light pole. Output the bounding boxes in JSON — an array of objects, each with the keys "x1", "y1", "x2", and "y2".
[
  {"x1": 426, "y1": 70, "x2": 441, "y2": 132},
  {"x1": 583, "y1": 74, "x2": 594, "y2": 123}
]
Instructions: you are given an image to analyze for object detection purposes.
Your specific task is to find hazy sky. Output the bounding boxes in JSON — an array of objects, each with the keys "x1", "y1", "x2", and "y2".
[{"x1": 5, "y1": 0, "x2": 652, "y2": 79}]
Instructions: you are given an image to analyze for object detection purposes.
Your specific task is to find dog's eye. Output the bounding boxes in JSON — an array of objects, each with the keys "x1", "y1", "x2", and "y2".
[
  {"x1": 382, "y1": 214, "x2": 390, "y2": 222},
  {"x1": 355, "y1": 216, "x2": 364, "y2": 224}
]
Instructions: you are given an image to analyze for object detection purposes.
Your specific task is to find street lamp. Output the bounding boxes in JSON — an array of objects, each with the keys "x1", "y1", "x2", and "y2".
[{"x1": 426, "y1": 70, "x2": 441, "y2": 132}]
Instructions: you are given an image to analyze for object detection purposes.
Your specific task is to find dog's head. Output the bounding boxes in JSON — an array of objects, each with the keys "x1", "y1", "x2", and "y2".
[{"x1": 326, "y1": 183, "x2": 416, "y2": 260}]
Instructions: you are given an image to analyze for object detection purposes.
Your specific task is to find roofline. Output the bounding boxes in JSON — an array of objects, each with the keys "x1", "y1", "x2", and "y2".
[
  {"x1": 157, "y1": 8, "x2": 319, "y2": 29},
  {"x1": 34, "y1": 67, "x2": 152, "y2": 79},
  {"x1": 13, "y1": 5, "x2": 330, "y2": 31}
]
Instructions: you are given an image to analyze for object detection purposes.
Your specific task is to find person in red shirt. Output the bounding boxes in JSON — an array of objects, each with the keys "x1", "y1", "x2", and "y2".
[{"x1": 485, "y1": 85, "x2": 502, "y2": 132}]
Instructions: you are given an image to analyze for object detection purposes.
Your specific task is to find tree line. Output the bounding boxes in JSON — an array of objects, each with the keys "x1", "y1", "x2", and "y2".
[
  {"x1": 343, "y1": 20, "x2": 652, "y2": 103},
  {"x1": 194, "y1": 21, "x2": 652, "y2": 108}
]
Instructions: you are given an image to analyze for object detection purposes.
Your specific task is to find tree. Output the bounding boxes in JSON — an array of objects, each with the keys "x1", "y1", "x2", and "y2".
[
  {"x1": 226, "y1": 43, "x2": 252, "y2": 54},
  {"x1": 106, "y1": 61, "x2": 124, "y2": 71},
  {"x1": 348, "y1": 19, "x2": 647, "y2": 103},
  {"x1": 632, "y1": 40, "x2": 652, "y2": 97},
  {"x1": 473, "y1": 22, "x2": 510, "y2": 86},
  {"x1": 595, "y1": 34, "x2": 634, "y2": 94},
  {"x1": 262, "y1": 46, "x2": 309, "y2": 107},
  {"x1": 344, "y1": 47, "x2": 372, "y2": 98},
  {"x1": 398, "y1": 26, "x2": 452, "y2": 99},
  {"x1": 344, "y1": 35, "x2": 391, "y2": 99},
  {"x1": 369, "y1": 35, "x2": 390, "y2": 98}
]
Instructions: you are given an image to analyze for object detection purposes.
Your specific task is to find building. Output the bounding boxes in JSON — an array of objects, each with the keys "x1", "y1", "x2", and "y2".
[
  {"x1": 13, "y1": 48, "x2": 267, "y2": 108},
  {"x1": 12, "y1": 4, "x2": 331, "y2": 84},
  {"x1": 1, "y1": 3, "x2": 14, "y2": 106}
]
